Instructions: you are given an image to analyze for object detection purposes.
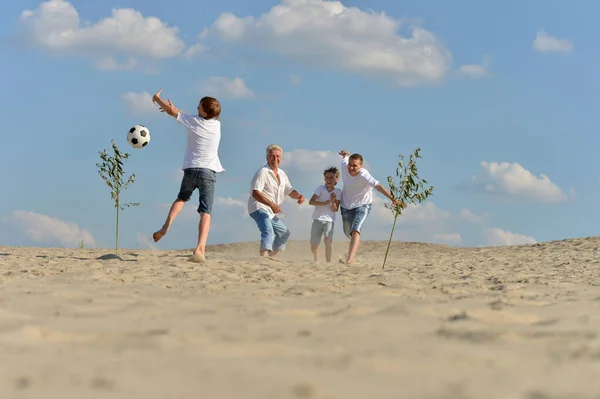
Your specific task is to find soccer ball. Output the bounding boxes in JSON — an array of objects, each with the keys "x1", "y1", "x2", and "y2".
[{"x1": 127, "y1": 125, "x2": 151, "y2": 148}]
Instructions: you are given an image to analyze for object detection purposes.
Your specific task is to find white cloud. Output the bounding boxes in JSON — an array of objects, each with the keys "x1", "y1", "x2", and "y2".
[
  {"x1": 200, "y1": 77, "x2": 254, "y2": 99},
  {"x1": 469, "y1": 161, "x2": 568, "y2": 203},
  {"x1": 369, "y1": 197, "x2": 461, "y2": 244},
  {"x1": 121, "y1": 91, "x2": 160, "y2": 116},
  {"x1": 6, "y1": 210, "x2": 95, "y2": 247},
  {"x1": 201, "y1": 0, "x2": 452, "y2": 86},
  {"x1": 533, "y1": 29, "x2": 573, "y2": 54},
  {"x1": 183, "y1": 43, "x2": 208, "y2": 59},
  {"x1": 391, "y1": 201, "x2": 452, "y2": 227},
  {"x1": 282, "y1": 149, "x2": 341, "y2": 175},
  {"x1": 17, "y1": 0, "x2": 186, "y2": 68},
  {"x1": 459, "y1": 56, "x2": 491, "y2": 78},
  {"x1": 483, "y1": 227, "x2": 536, "y2": 246},
  {"x1": 460, "y1": 209, "x2": 487, "y2": 225}
]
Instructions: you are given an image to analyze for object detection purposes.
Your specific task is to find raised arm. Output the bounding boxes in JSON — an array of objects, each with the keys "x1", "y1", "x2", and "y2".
[{"x1": 152, "y1": 88, "x2": 182, "y2": 118}]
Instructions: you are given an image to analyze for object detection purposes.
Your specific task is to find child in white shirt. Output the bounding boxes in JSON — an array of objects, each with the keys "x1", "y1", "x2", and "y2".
[
  {"x1": 338, "y1": 150, "x2": 401, "y2": 265},
  {"x1": 308, "y1": 167, "x2": 342, "y2": 262},
  {"x1": 151, "y1": 89, "x2": 225, "y2": 263}
]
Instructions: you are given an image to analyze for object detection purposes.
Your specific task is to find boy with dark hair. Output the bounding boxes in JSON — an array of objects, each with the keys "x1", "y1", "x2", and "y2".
[{"x1": 308, "y1": 166, "x2": 342, "y2": 262}]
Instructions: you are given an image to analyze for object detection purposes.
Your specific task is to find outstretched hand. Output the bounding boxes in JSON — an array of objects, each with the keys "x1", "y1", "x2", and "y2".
[
  {"x1": 157, "y1": 99, "x2": 174, "y2": 113},
  {"x1": 152, "y1": 88, "x2": 175, "y2": 113},
  {"x1": 339, "y1": 150, "x2": 350, "y2": 157},
  {"x1": 152, "y1": 88, "x2": 163, "y2": 104},
  {"x1": 297, "y1": 194, "x2": 305, "y2": 205}
]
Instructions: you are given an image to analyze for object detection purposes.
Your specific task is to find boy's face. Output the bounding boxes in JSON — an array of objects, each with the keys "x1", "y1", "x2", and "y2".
[
  {"x1": 324, "y1": 172, "x2": 337, "y2": 187},
  {"x1": 348, "y1": 159, "x2": 362, "y2": 176},
  {"x1": 197, "y1": 103, "x2": 207, "y2": 118}
]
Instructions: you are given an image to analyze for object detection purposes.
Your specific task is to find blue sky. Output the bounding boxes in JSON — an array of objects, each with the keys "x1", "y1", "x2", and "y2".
[{"x1": 1, "y1": 0, "x2": 599, "y2": 250}]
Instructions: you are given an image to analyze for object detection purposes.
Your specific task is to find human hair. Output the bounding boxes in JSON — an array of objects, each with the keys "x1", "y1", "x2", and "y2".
[
  {"x1": 266, "y1": 144, "x2": 283, "y2": 154},
  {"x1": 200, "y1": 96, "x2": 221, "y2": 119},
  {"x1": 324, "y1": 166, "x2": 340, "y2": 179},
  {"x1": 349, "y1": 153, "x2": 363, "y2": 164}
]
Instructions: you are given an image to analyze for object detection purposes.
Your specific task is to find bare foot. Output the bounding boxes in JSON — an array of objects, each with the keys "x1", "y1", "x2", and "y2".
[
  {"x1": 338, "y1": 255, "x2": 358, "y2": 265},
  {"x1": 188, "y1": 253, "x2": 206, "y2": 263},
  {"x1": 152, "y1": 227, "x2": 168, "y2": 242}
]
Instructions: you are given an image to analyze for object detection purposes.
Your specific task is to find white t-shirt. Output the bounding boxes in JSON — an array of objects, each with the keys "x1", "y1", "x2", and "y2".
[
  {"x1": 340, "y1": 156, "x2": 379, "y2": 210},
  {"x1": 247, "y1": 165, "x2": 293, "y2": 218},
  {"x1": 311, "y1": 185, "x2": 342, "y2": 222},
  {"x1": 176, "y1": 112, "x2": 225, "y2": 172}
]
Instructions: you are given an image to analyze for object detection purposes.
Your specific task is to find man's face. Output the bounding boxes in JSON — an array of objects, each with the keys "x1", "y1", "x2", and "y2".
[
  {"x1": 267, "y1": 149, "x2": 282, "y2": 169},
  {"x1": 348, "y1": 158, "x2": 362, "y2": 176}
]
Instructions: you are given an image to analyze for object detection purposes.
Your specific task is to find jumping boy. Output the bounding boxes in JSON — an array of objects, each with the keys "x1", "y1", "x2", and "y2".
[
  {"x1": 338, "y1": 150, "x2": 402, "y2": 265},
  {"x1": 151, "y1": 88, "x2": 225, "y2": 263},
  {"x1": 308, "y1": 167, "x2": 342, "y2": 262}
]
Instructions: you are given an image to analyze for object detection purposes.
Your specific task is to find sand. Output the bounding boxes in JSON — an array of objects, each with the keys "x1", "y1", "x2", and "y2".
[{"x1": 2, "y1": 237, "x2": 600, "y2": 398}]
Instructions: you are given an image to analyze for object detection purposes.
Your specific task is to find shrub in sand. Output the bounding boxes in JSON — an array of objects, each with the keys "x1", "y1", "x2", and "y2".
[
  {"x1": 382, "y1": 147, "x2": 434, "y2": 269},
  {"x1": 96, "y1": 139, "x2": 139, "y2": 257}
]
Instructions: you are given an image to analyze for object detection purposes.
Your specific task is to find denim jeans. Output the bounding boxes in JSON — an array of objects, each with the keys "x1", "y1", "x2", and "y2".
[
  {"x1": 341, "y1": 204, "x2": 372, "y2": 238},
  {"x1": 177, "y1": 168, "x2": 216, "y2": 214},
  {"x1": 249, "y1": 209, "x2": 291, "y2": 252}
]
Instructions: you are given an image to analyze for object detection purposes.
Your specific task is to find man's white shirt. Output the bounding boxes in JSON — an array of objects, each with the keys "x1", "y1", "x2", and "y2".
[{"x1": 248, "y1": 165, "x2": 293, "y2": 218}]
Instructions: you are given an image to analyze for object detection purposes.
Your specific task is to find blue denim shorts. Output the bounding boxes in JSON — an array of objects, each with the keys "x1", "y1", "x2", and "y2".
[
  {"x1": 178, "y1": 168, "x2": 216, "y2": 214},
  {"x1": 310, "y1": 220, "x2": 334, "y2": 245},
  {"x1": 341, "y1": 204, "x2": 371, "y2": 238}
]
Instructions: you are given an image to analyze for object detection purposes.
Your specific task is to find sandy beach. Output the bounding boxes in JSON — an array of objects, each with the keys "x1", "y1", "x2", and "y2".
[{"x1": 2, "y1": 237, "x2": 600, "y2": 398}]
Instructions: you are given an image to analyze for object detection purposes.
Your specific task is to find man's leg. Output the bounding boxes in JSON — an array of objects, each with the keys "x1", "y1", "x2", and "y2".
[
  {"x1": 270, "y1": 217, "x2": 291, "y2": 257},
  {"x1": 249, "y1": 210, "x2": 275, "y2": 256},
  {"x1": 153, "y1": 198, "x2": 185, "y2": 242}
]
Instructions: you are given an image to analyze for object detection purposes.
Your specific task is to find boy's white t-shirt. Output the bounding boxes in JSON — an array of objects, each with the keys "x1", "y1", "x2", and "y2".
[
  {"x1": 311, "y1": 185, "x2": 342, "y2": 222},
  {"x1": 340, "y1": 156, "x2": 379, "y2": 210},
  {"x1": 176, "y1": 112, "x2": 225, "y2": 172}
]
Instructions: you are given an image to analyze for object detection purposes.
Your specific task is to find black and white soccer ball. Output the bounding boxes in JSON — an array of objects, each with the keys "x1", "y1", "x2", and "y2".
[{"x1": 127, "y1": 125, "x2": 151, "y2": 149}]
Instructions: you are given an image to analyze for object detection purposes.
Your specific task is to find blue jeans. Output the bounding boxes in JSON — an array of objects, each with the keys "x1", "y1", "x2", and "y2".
[
  {"x1": 249, "y1": 209, "x2": 291, "y2": 252},
  {"x1": 177, "y1": 168, "x2": 216, "y2": 214},
  {"x1": 341, "y1": 204, "x2": 372, "y2": 239}
]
